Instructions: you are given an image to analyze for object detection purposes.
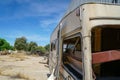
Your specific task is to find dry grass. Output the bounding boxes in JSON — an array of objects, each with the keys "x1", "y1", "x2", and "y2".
[
  {"x1": 0, "y1": 54, "x2": 49, "y2": 80},
  {"x1": 9, "y1": 53, "x2": 27, "y2": 61},
  {"x1": 13, "y1": 72, "x2": 35, "y2": 80},
  {"x1": 0, "y1": 54, "x2": 33, "y2": 79},
  {"x1": 30, "y1": 54, "x2": 40, "y2": 57},
  {"x1": 0, "y1": 58, "x2": 5, "y2": 62},
  {"x1": 0, "y1": 69, "x2": 35, "y2": 80},
  {"x1": 0, "y1": 65, "x2": 14, "y2": 76},
  {"x1": 0, "y1": 72, "x2": 35, "y2": 80},
  {"x1": 0, "y1": 68, "x2": 4, "y2": 75}
]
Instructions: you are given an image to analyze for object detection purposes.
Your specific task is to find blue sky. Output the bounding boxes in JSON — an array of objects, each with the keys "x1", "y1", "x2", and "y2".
[{"x1": 0, "y1": 0, "x2": 71, "y2": 46}]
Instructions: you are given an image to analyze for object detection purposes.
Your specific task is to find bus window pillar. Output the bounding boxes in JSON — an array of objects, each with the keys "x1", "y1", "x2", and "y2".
[
  {"x1": 81, "y1": 6, "x2": 92, "y2": 80},
  {"x1": 82, "y1": 35, "x2": 92, "y2": 80}
]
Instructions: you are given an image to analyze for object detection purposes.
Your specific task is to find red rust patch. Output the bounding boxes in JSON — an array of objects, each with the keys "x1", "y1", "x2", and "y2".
[{"x1": 92, "y1": 50, "x2": 120, "y2": 64}]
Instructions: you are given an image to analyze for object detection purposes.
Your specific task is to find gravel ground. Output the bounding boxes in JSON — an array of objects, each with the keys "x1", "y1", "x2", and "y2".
[{"x1": 0, "y1": 55, "x2": 49, "y2": 80}]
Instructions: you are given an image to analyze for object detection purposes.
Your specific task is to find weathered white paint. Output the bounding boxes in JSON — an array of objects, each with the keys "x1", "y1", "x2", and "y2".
[{"x1": 49, "y1": 3, "x2": 120, "y2": 80}]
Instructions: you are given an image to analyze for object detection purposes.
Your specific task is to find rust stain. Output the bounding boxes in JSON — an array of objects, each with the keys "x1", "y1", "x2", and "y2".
[{"x1": 92, "y1": 50, "x2": 120, "y2": 64}]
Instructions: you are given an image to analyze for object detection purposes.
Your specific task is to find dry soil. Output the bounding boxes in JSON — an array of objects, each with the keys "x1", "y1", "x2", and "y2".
[{"x1": 0, "y1": 54, "x2": 49, "y2": 80}]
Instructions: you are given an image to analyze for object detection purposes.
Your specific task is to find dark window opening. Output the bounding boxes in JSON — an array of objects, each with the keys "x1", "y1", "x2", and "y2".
[
  {"x1": 62, "y1": 36, "x2": 83, "y2": 80},
  {"x1": 91, "y1": 26, "x2": 120, "y2": 80},
  {"x1": 51, "y1": 40, "x2": 56, "y2": 51},
  {"x1": 112, "y1": 0, "x2": 118, "y2": 3},
  {"x1": 92, "y1": 26, "x2": 120, "y2": 52}
]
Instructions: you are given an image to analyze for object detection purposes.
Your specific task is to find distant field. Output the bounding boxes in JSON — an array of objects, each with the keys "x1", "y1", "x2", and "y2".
[{"x1": 0, "y1": 54, "x2": 49, "y2": 80}]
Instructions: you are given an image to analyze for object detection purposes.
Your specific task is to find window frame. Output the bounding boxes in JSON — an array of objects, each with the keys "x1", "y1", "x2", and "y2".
[{"x1": 62, "y1": 33, "x2": 83, "y2": 80}]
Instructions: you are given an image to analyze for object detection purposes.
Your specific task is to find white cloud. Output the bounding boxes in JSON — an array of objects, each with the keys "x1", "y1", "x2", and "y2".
[
  {"x1": 0, "y1": 0, "x2": 70, "y2": 46},
  {"x1": 26, "y1": 35, "x2": 49, "y2": 42},
  {"x1": 39, "y1": 18, "x2": 59, "y2": 29},
  {"x1": 0, "y1": 0, "x2": 69, "y2": 19},
  {"x1": 4, "y1": 31, "x2": 50, "y2": 46}
]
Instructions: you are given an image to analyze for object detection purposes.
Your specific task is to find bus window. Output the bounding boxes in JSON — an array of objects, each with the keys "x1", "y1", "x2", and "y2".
[
  {"x1": 62, "y1": 36, "x2": 83, "y2": 79},
  {"x1": 51, "y1": 43, "x2": 53, "y2": 51},
  {"x1": 63, "y1": 44, "x2": 67, "y2": 53},
  {"x1": 112, "y1": 0, "x2": 118, "y2": 3},
  {"x1": 92, "y1": 26, "x2": 120, "y2": 80},
  {"x1": 51, "y1": 41, "x2": 56, "y2": 51}
]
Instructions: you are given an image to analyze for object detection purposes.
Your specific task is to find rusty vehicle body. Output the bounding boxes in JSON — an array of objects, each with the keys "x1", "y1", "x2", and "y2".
[{"x1": 48, "y1": 0, "x2": 120, "y2": 80}]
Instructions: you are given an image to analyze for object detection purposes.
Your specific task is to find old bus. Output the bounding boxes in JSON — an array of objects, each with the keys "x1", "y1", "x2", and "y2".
[{"x1": 48, "y1": 0, "x2": 120, "y2": 80}]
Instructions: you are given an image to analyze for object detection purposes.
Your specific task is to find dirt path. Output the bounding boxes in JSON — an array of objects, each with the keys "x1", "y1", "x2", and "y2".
[{"x1": 0, "y1": 55, "x2": 49, "y2": 80}]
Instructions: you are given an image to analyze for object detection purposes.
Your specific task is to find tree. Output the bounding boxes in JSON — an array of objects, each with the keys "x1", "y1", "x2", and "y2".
[
  {"x1": 0, "y1": 38, "x2": 11, "y2": 51},
  {"x1": 36, "y1": 46, "x2": 46, "y2": 53},
  {"x1": 14, "y1": 37, "x2": 27, "y2": 51},
  {"x1": 9, "y1": 45, "x2": 14, "y2": 50},
  {"x1": 28, "y1": 41, "x2": 38, "y2": 51},
  {"x1": 44, "y1": 44, "x2": 50, "y2": 51}
]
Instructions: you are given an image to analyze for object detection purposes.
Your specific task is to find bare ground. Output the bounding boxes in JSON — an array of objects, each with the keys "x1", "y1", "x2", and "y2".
[{"x1": 0, "y1": 54, "x2": 49, "y2": 80}]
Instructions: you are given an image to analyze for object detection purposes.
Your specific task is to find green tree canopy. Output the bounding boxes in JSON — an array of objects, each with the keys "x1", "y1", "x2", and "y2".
[
  {"x1": 14, "y1": 37, "x2": 27, "y2": 51},
  {"x1": 36, "y1": 46, "x2": 46, "y2": 53},
  {"x1": 0, "y1": 38, "x2": 12, "y2": 51},
  {"x1": 44, "y1": 44, "x2": 50, "y2": 51},
  {"x1": 28, "y1": 41, "x2": 38, "y2": 51}
]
